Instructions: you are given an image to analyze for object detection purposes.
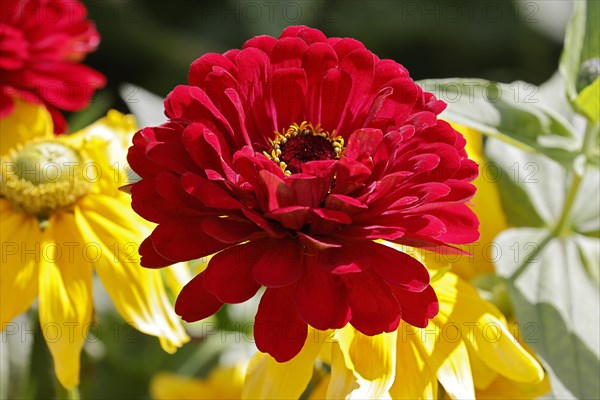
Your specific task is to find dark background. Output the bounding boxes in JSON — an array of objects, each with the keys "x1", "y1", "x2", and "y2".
[{"x1": 72, "y1": 0, "x2": 568, "y2": 130}]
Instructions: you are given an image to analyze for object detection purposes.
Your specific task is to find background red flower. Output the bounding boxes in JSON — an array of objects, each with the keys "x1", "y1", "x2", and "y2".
[{"x1": 0, "y1": 0, "x2": 105, "y2": 132}]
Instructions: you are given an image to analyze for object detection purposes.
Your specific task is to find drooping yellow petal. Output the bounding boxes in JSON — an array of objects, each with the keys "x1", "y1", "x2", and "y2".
[
  {"x1": 333, "y1": 326, "x2": 397, "y2": 399},
  {"x1": 151, "y1": 361, "x2": 247, "y2": 400},
  {"x1": 326, "y1": 340, "x2": 360, "y2": 399},
  {"x1": 435, "y1": 341, "x2": 475, "y2": 399},
  {"x1": 0, "y1": 100, "x2": 53, "y2": 156},
  {"x1": 38, "y1": 211, "x2": 93, "y2": 389},
  {"x1": 476, "y1": 371, "x2": 551, "y2": 399},
  {"x1": 409, "y1": 316, "x2": 475, "y2": 400},
  {"x1": 432, "y1": 272, "x2": 544, "y2": 385},
  {"x1": 0, "y1": 200, "x2": 41, "y2": 326},
  {"x1": 242, "y1": 328, "x2": 326, "y2": 399},
  {"x1": 465, "y1": 343, "x2": 499, "y2": 391},
  {"x1": 75, "y1": 197, "x2": 189, "y2": 353},
  {"x1": 389, "y1": 324, "x2": 437, "y2": 399}
]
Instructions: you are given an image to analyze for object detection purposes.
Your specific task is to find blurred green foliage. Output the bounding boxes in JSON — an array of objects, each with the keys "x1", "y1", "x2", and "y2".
[{"x1": 80, "y1": 0, "x2": 563, "y2": 116}]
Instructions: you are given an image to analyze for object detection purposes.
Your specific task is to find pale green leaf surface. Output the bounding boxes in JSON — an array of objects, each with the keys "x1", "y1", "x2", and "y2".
[
  {"x1": 486, "y1": 138, "x2": 565, "y2": 227},
  {"x1": 495, "y1": 228, "x2": 600, "y2": 399},
  {"x1": 418, "y1": 79, "x2": 580, "y2": 164}
]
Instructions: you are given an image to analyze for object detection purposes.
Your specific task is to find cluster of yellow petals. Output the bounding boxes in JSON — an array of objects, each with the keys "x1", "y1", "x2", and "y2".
[{"x1": 0, "y1": 101, "x2": 189, "y2": 389}]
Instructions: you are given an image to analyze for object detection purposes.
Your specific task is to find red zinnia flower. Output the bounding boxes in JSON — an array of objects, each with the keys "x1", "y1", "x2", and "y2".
[
  {"x1": 127, "y1": 26, "x2": 479, "y2": 362},
  {"x1": 0, "y1": 0, "x2": 105, "y2": 132}
]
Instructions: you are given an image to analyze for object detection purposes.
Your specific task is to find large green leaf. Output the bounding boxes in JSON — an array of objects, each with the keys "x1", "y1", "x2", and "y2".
[
  {"x1": 560, "y1": 0, "x2": 600, "y2": 108},
  {"x1": 485, "y1": 138, "x2": 565, "y2": 227},
  {"x1": 571, "y1": 167, "x2": 600, "y2": 237},
  {"x1": 418, "y1": 79, "x2": 580, "y2": 164},
  {"x1": 495, "y1": 228, "x2": 600, "y2": 399}
]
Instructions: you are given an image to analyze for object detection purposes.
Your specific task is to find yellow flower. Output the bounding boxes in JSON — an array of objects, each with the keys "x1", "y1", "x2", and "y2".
[
  {"x1": 148, "y1": 261, "x2": 546, "y2": 399},
  {"x1": 0, "y1": 101, "x2": 189, "y2": 389}
]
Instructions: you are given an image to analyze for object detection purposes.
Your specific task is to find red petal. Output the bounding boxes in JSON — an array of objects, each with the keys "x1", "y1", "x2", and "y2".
[
  {"x1": 325, "y1": 194, "x2": 368, "y2": 215},
  {"x1": 189, "y1": 53, "x2": 238, "y2": 87},
  {"x1": 316, "y1": 245, "x2": 370, "y2": 274},
  {"x1": 201, "y1": 217, "x2": 263, "y2": 243},
  {"x1": 203, "y1": 243, "x2": 262, "y2": 303},
  {"x1": 270, "y1": 37, "x2": 308, "y2": 69},
  {"x1": 332, "y1": 38, "x2": 367, "y2": 62},
  {"x1": 272, "y1": 67, "x2": 307, "y2": 128},
  {"x1": 242, "y1": 35, "x2": 277, "y2": 53},
  {"x1": 241, "y1": 208, "x2": 288, "y2": 238},
  {"x1": 286, "y1": 175, "x2": 329, "y2": 208},
  {"x1": 320, "y1": 68, "x2": 351, "y2": 133},
  {"x1": 252, "y1": 239, "x2": 303, "y2": 287},
  {"x1": 366, "y1": 242, "x2": 430, "y2": 291},
  {"x1": 266, "y1": 206, "x2": 312, "y2": 230},
  {"x1": 303, "y1": 42, "x2": 337, "y2": 122},
  {"x1": 139, "y1": 236, "x2": 174, "y2": 268},
  {"x1": 429, "y1": 205, "x2": 480, "y2": 244},
  {"x1": 146, "y1": 141, "x2": 199, "y2": 174},
  {"x1": 296, "y1": 255, "x2": 351, "y2": 329},
  {"x1": 150, "y1": 220, "x2": 231, "y2": 262},
  {"x1": 392, "y1": 285, "x2": 439, "y2": 328},
  {"x1": 175, "y1": 274, "x2": 224, "y2": 322},
  {"x1": 341, "y1": 270, "x2": 401, "y2": 335},
  {"x1": 182, "y1": 173, "x2": 242, "y2": 209},
  {"x1": 254, "y1": 286, "x2": 308, "y2": 362}
]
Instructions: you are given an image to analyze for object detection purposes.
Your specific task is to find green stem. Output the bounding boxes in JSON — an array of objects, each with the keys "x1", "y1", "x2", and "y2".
[
  {"x1": 553, "y1": 119, "x2": 598, "y2": 236},
  {"x1": 55, "y1": 383, "x2": 81, "y2": 400},
  {"x1": 66, "y1": 386, "x2": 81, "y2": 400},
  {"x1": 68, "y1": 386, "x2": 81, "y2": 400},
  {"x1": 553, "y1": 171, "x2": 583, "y2": 237}
]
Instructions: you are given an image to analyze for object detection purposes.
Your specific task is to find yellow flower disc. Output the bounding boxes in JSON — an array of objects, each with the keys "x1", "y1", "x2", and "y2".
[{"x1": 1, "y1": 138, "x2": 91, "y2": 219}]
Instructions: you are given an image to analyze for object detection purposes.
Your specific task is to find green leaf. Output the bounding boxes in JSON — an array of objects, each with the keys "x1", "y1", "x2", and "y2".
[
  {"x1": 575, "y1": 77, "x2": 600, "y2": 122},
  {"x1": 560, "y1": 0, "x2": 600, "y2": 106},
  {"x1": 495, "y1": 228, "x2": 600, "y2": 399},
  {"x1": 418, "y1": 79, "x2": 580, "y2": 165},
  {"x1": 571, "y1": 167, "x2": 600, "y2": 237},
  {"x1": 485, "y1": 138, "x2": 565, "y2": 227}
]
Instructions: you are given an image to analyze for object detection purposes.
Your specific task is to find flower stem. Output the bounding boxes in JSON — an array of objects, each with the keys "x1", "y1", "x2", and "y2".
[
  {"x1": 553, "y1": 171, "x2": 583, "y2": 237},
  {"x1": 55, "y1": 383, "x2": 81, "y2": 400},
  {"x1": 553, "y1": 119, "x2": 598, "y2": 237},
  {"x1": 66, "y1": 386, "x2": 81, "y2": 400}
]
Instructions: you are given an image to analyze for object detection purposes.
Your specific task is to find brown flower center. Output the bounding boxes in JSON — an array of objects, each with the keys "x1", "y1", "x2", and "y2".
[{"x1": 265, "y1": 122, "x2": 344, "y2": 176}]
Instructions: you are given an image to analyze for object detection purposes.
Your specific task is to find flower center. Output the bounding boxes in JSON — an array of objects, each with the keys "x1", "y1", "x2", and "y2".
[
  {"x1": 265, "y1": 122, "x2": 344, "y2": 176},
  {"x1": 0, "y1": 139, "x2": 91, "y2": 219}
]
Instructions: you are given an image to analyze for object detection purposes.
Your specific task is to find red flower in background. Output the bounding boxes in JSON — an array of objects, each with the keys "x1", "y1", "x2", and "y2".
[
  {"x1": 128, "y1": 26, "x2": 479, "y2": 362},
  {"x1": 0, "y1": 0, "x2": 105, "y2": 132}
]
